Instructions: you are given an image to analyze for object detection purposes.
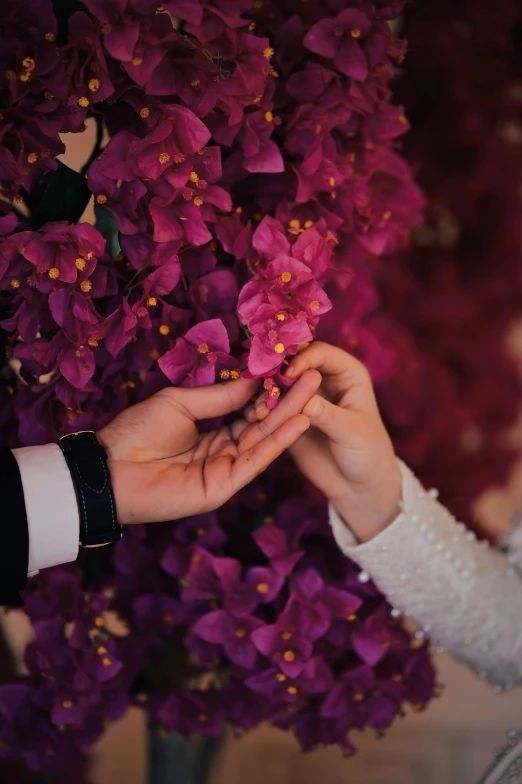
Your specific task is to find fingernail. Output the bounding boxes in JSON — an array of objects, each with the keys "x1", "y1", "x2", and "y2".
[
  {"x1": 307, "y1": 398, "x2": 322, "y2": 418},
  {"x1": 285, "y1": 365, "x2": 295, "y2": 377}
]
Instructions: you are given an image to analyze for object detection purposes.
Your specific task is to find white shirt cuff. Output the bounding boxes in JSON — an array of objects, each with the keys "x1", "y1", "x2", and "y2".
[{"x1": 12, "y1": 444, "x2": 80, "y2": 574}]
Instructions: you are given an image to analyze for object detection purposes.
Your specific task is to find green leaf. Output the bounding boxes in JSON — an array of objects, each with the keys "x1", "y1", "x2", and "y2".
[
  {"x1": 30, "y1": 161, "x2": 92, "y2": 229},
  {"x1": 94, "y1": 204, "x2": 121, "y2": 262}
]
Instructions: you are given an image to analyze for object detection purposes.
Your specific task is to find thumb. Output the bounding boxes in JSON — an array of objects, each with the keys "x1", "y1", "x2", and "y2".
[
  {"x1": 173, "y1": 377, "x2": 260, "y2": 421},
  {"x1": 302, "y1": 395, "x2": 354, "y2": 445}
]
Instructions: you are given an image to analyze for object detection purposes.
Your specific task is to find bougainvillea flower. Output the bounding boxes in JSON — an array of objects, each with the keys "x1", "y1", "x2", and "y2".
[
  {"x1": 304, "y1": 9, "x2": 373, "y2": 81},
  {"x1": 158, "y1": 318, "x2": 236, "y2": 386},
  {"x1": 192, "y1": 610, "x2": 264, "y2": 668},
  {"x1": 246, "y1": 305, "x2": 313, "y2": 376}
]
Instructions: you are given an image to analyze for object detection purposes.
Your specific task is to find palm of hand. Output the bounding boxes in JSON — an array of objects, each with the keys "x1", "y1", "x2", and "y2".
[{"x1": 97, "y1": 373, "x2": 319, "y2": 524}]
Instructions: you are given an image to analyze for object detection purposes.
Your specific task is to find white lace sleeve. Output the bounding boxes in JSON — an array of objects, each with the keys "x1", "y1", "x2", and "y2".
[{"x1": 329, "y1": 458, "x2": 522, "y2": 690}]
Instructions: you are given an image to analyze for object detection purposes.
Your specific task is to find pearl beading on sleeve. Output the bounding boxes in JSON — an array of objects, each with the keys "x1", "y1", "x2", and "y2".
[{"x1": 329, "y1": 458, "x2": 522, "y2": 690}]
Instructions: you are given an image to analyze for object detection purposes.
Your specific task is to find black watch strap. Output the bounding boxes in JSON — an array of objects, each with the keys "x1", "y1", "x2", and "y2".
[{"x1": 58, "y1": 432, "x2": 122, "y2": 547}]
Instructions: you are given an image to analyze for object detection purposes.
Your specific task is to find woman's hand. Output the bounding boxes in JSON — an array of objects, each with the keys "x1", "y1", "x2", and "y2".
[
  {"x1": 249, "y1": 343, "x2": 402, "y2": 542},
  {"x1": 97, "y1": 371, "x2": 320, "y2": 524}
]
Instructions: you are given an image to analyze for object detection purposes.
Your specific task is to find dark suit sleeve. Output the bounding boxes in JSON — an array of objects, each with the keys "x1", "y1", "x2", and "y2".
[{"x1": 0, "y1": 447, "x2": 29, "y2": 606}]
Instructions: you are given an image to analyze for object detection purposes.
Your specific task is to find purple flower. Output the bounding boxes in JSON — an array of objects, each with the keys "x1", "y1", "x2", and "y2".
[
  {"x1": 253, "y1": 524, "x2": 303, "y2": 577},
  {"x1": 246, "y1": 657, "x2": 333, "y2": 702},
  {"x1": 304, "y1": 9, "x2": 373, "y2": 82},
  {"x1": 246, "y1": 304, "x2": 313, "y2": 377},
  {"x1": 192, "y1": 610, "x2": 264, "y2": 668},
  {"x1": 158, "y1": 318, "x2": 237, "y2": 387}
]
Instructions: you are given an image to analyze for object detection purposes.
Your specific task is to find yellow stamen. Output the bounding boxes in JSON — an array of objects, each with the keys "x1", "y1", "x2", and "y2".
[
  {"x1": 189, "y1": 171, "x2": 199, "y2": 183},
  {"x1": 75, "y1": 257, "x2": 86, "y2": 270},
  {"x1": 88, "y1": 338, "x2": 98, "y2": 347},
  {"x1": 147, "y1": 296, "x2": 157, "y2": 306},
  {"x1": 191, "y1": 79, "x2": 200, "y2": 87},
  {"x1": 287, "y1": 686, "x2": 298, "y2": 695},
  {"x1": 220, "y1": 369, "x2": 231, "y2": 380},
  {"x1": 347, "y1": 613, "x2": 357, "y2": 621},
  {"x1": 398, "y1": 112, "x2": 408, "y2": 124},
  {"x1": 78, "y1": 96, "x2": 89, "y2": 107},
  {"x1": 10, "y1": 278, "x2": 20, "y2": 289},
  {"x1": 149, "y1": 348, "x2": 160, "y2": 360},
  {"x1": 269, "y1": 386, "x2": 280, "y2": 397},
  {"x1": 48, "y1": 267, "x2": 60, "y2": 279},
  {"x1": 193, "y1": 196, "x2": 204, "y2": 206},
  {"x1": 62, "y1": 700, "x2": 73, "y2": 709},
  {"x1": 159, "y1": 325, "x2": 170, "y2": 336},
  {"x1": 19, "y1": 73, "x2": 30, "y2": 83},
  {"x1": 44, "y1": 90, "x2": 54, "y2": 100},
  {"x1": 304, "y1": 220, "x2": 314, "y2": 228},
  {"x1": 22, "y1": 57, "x2": 35, "y2": 71},
  {"x1": 140, "y1": 107, "x2": 150, "y2": 118},
  {"x1": 196, "y1": 527, "x2": 206, "y2": 537},
  {"x1": 158, "y1": 152, "x2": 170, "y2": 164},
  {"x1": 265, "y1": 111, "x2": 273, "y2": 122},
  {"x1": 350, "y1": 28, "x2": 361, "y2": 38},
  {"x1": 230, "y1": 369, "x2": 240, "y2": 379},
  {"x1": 281, "y1": 271, "x2": 292, "y2": 283},
  {"x1": 281, "y1": 631, "x2": 292, "y2": 641},
  {"x1": 256, "y1": 582, "x2": 270, "y2": 594},
  {"x1": 198, "y1": 342, "x2": 209, "y2": 354},
  {"x1": 131, "y1": 56, "x2": 143, "y2": 66},
  {"x1": 289, "y1": 219, "x2": 301, "y2": 229},
  {"x1": 27, "y1": 152, "x2": 38, "y2": 164},
  {"x1": 88, "y1": 78, "x2": 101, "y2": 92},
  {"x1": 329, "y1": 176, "x2": 335, "y2": 186},
  {"x1": 97, "y1": 646, "x2": 108, "y2": 655},
  {"x1": 382, "y1": 210, "x2": 392, "y2": 220},
  {"x1": 235, "y1": 628, "x2": 247, "y2": 638},
  {"x1": 283, "y1": 650, "x2": 295, "y2": 662},
  {"x1": 96, "y1": 194, "x2": 107, "y2": 204},
  {"x1": 263, "y1": 47, "x2": 274, "y2": 59},
  {"x1": 274, "y1": 342, "x2": 285, "y2": 354},
  {"x1": 45, "y1": 32, "x2": 55, "y2": 41},
  {"x1": 248, "y1": 21, "x2": 256, "y2": 31},
  {"x1": 276, "y1": 312, "x2": 286, "y2": 321},
  {"x1": 353, "y1": 692, "x2": 365, "y2": 702},
  {"x1": 102, "y1": 657, "x2": 112, "y2": 667},
  {"x1": 80, "y1": 280, "x2": 92, "y2": 293},
  {"x1": 309, "y1": 300, "x2": 320, "y2": 310},
  {"x1": 13, "y1": 195, "x2": 23, "y2": 204}
]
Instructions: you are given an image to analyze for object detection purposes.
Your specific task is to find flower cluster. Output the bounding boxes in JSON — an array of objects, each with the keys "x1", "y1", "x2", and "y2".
[{"x1": 0, "y1": 0, "x2": 443, "y2": 774}]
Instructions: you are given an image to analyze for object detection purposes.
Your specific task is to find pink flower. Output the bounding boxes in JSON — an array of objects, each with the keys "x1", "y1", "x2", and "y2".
[
  {"x1": 304, "y1": 9, "x2": 373, "y2": 82},
  {"x1": 247, "y1": 304, "x2": 313, "y2": 376},
  {"x1": 158, "y1": 318, "x2": 236, "y2": 386}
]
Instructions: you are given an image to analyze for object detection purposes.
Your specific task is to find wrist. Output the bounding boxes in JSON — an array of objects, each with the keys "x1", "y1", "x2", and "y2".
[{"x1": 331, "y1": 459, "x2": 403, "y2": 543}]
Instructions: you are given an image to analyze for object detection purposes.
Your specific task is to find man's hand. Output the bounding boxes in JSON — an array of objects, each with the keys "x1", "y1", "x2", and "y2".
[{"x1": 97, "y1": 371, "x2": 320, "y2": 524}]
